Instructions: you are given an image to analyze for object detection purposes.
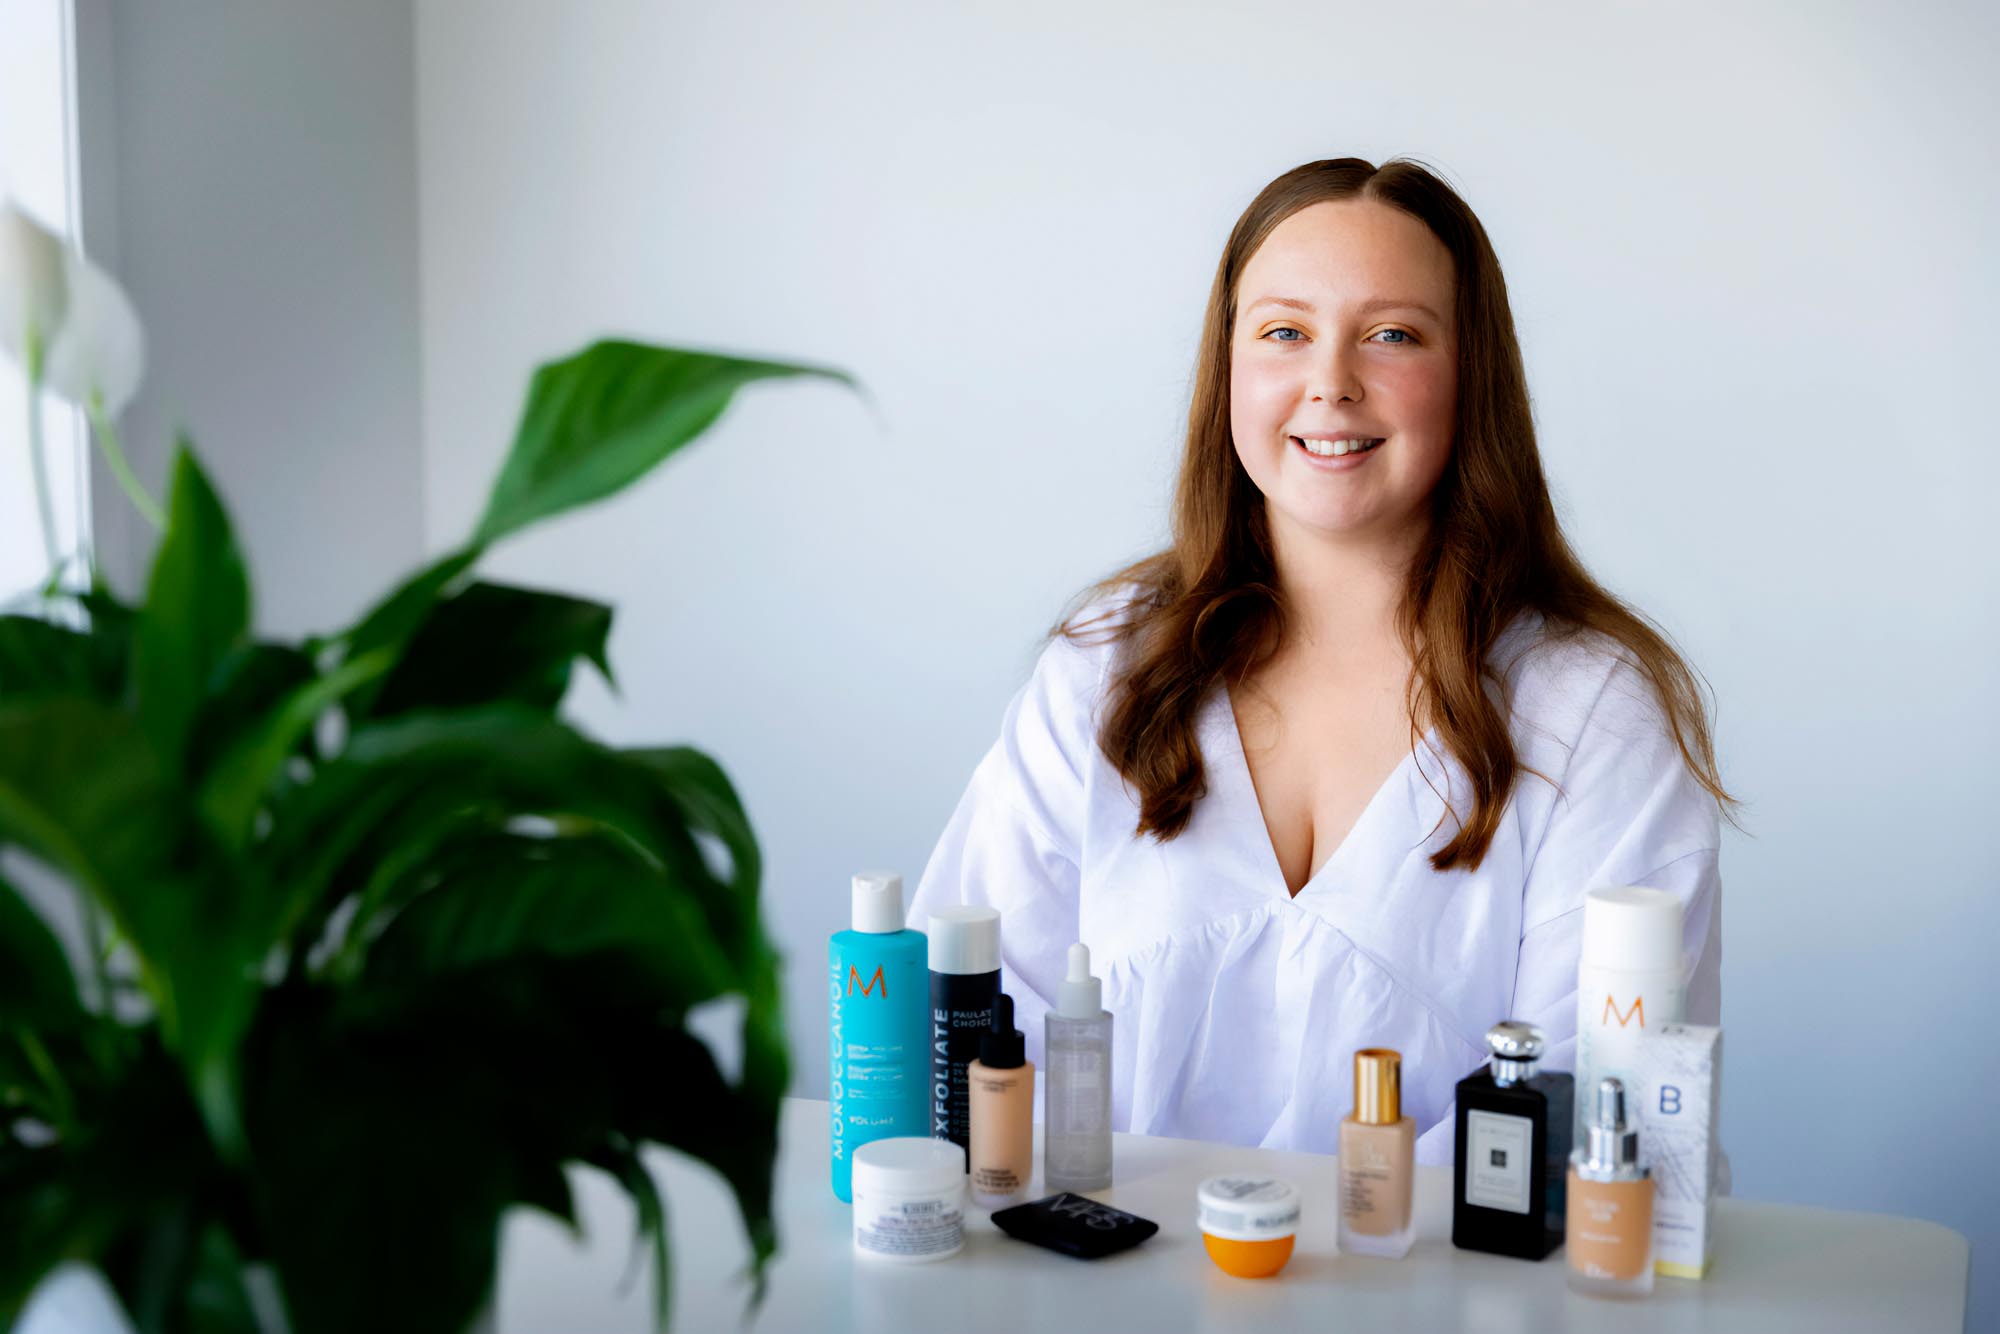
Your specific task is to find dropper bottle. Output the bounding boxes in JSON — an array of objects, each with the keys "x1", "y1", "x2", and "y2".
[
  {"x1": 1045, "y1": 942, "x2": 1113, "y2": 1192},
  {"x1": 1566, "y1": 1077, "x2": 1656, "y2": 1297}
]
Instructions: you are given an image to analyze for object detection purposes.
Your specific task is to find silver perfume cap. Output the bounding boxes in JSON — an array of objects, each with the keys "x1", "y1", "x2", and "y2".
[
  {"x1": 1485, "y1": 1020, "x2": 1543, "y2": 1083},
  {"x1": 1572, "y1": 1076, "x2": 1648, "y2": 1183}
]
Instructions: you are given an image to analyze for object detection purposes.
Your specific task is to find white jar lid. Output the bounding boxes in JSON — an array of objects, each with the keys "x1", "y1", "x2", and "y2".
[
  {"x1": 1196, "y1": 1174, "x2": 1301, "y2": 1242},
  {"x1": 854, "y1": 1137, "x2": 967, "y2": 1196},
  {"x1": 1582, "y1": 886, "x2": 1684, "y2": 973},
  {"x1": 927, "y1": 904, "x2": 1000, "y2": 975}
]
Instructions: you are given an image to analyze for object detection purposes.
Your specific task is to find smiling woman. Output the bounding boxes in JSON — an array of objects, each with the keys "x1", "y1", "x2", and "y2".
[{"x1": 906, "y1": 155, "x2": 1740, "y2": 1168}]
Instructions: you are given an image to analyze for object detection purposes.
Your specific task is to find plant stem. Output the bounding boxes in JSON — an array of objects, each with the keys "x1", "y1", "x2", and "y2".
[
  {"x1": 23, "y1": 332, "x2": 63, "y2": 586},
  {"x1": 18, "y1": 1031, "x2": 76, "y2": 1137},
  {"x1": 88, "y1": 388, "x2": 165, "y2": 530}
]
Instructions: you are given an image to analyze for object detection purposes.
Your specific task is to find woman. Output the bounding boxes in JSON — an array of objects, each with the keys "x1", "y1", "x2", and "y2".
[{"x1": 906, "y1": 156, "x2": 1738, "y2": 1164}]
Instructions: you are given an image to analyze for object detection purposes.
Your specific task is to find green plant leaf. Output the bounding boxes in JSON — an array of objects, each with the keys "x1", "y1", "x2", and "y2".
[
  {"x1": 243, "y1": 988, "x2": 515, "y2": 1334},
  {"x1": 596, "y1": 1025, "x2": 780, "y2": 1314},
  {"x1": 625, "y1": 745, "x2": 791, "y2": 1190},
  {"x1": 173, "y1": 1224, "x2": 262, "y2": 1334},
  {"x1": 0, "y1": 1037, "x2": 220, "y2": 1326},
  {"x1": 198, "y1": 646, "x2": 397, "y2": 852},
  {"x1": 0, "y1": 871, "x2": 80, "y2": 1033},
  {"x1": 243, "y1": 966, "x2": 668, "y2": 1334},
  {"x1": 361, "y1": 833, "x2": 739, "y2": 1011},
  {"x1": 186, "y1": 641, "x2": 317, "y2": 778},
  {"x1": 366, "y1": 581, "x2": 614, "y2": 719},
  {"x1": 133, "y1": 442, "x2": 251, "y2": 771},
  {"x1": 262, "y1": 709, "x2": 757, "y2": 976},
  {"x1": 328, "y1": 546, "x2": 480, "y2": 720},
  {"x1": 0, "y1": 616, "x2": 123, "y2": 701},
  {"x1": 474, "y1": 340, "x2": 858, "y2": 546},
  {"x1": 0, "y1": 698, "x2": 258, "y2": 1155},
  {"x1": 586, "y1": 1139, "x2": 671, "y2": 1332}
]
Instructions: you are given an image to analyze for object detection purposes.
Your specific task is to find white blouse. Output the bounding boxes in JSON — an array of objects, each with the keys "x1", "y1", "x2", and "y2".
[{"x1": 907, "y1": 592, "x2": 1723, "y2": 1166}]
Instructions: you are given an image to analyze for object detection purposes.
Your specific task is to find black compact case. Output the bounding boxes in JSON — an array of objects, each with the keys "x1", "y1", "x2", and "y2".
[{"x1": 990, "y1": 1193, "x2": 1159, "y2": 1259}]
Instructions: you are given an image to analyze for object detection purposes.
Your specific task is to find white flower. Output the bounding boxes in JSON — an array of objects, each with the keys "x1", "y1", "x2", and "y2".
[
  {"x1": 0, "y1": 196, "x2": 145, "y2": 415},
  {"x1": 0, "y1": 198, "x2": 66, "y2": 362}
]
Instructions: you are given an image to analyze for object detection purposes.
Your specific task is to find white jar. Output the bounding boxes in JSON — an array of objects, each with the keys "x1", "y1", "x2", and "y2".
[
  {"x1": 851, "y1": 1138, "x2": 967, "y2": 1263},
  {"x1": 1574, "y1": 887, "x2": 1685, "y2": 1143}
]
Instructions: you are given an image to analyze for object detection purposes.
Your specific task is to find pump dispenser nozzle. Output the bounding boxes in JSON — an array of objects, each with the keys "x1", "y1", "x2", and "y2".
[{"x1": 980, "y1": 992, "x2": 1025, "y2": 1069}]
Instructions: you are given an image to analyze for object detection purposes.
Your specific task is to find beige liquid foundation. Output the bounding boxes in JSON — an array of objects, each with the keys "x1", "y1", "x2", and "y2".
[
  {"x1": 1337, "y1": 1048, "x2": 1416, "y2": 1258},
  {"x1": 968, "y1": 992, "x2": 1035, "y2": 1209},
  {"x1": 1567, "y1": 1076, "x2": 1655, "y2": 1298}
]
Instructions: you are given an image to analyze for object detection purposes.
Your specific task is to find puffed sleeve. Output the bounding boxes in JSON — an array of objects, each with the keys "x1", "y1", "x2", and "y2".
[
  {"x1": 905, "y1": 628, "x2": 1108, "y2": 1074},
  {"x1": 1508, "y1": 649, "x2": 1725, "y2": 1075}
]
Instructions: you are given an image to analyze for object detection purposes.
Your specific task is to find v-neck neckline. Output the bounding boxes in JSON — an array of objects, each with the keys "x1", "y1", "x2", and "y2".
[{"x1": 1209, "y1": 684, "x2": 1440, "y2": 901}]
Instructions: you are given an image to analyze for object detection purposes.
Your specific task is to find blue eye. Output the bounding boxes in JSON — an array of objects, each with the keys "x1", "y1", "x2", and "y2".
[{"x1": 1259, "y1": 326, "x2": 1415, "y2": 345}]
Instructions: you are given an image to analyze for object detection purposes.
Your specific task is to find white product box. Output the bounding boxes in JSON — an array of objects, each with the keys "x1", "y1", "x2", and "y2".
[{"x1": 1627, "y1": 1022, "x2": 1722, "y2": 1278}]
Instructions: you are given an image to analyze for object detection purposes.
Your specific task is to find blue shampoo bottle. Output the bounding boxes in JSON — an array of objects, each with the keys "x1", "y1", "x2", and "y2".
[{"x1": 829, "y1": 870, "x2": 931, "y2": 1201}]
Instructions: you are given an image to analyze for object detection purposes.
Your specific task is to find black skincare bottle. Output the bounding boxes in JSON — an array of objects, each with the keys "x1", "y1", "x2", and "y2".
[
  {"x1": 926, "y1": 904, "x2": 1001, "y2": 1161},
  {"x1": 1452, "y1": 1020, "x2": 1575, "y2": 1260}
]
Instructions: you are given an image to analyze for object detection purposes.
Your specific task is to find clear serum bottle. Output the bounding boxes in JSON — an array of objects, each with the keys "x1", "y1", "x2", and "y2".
[
  {"x1": 967, "y1": 992, "x2": 1035, "y2": 1208},
  {"x1": 1044, "y1": 943, "x2": 1113, "y2": 1193},
  {"x1": 1337, "y1": 1048, "x2": 1416, "y2": 1258},
  {"x1": 1451, "y1": 1020, "x2": 1574, "y2": 1260},
  {"x1": 1568, "y1": 1076, "x2": 1655, "y2": 1298}
]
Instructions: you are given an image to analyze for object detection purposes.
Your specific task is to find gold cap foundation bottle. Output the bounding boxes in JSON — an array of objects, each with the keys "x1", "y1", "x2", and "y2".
[
  {"x1": 967, "y1": 992, "x2": 1035, "y2": 1209},
  {"x1": 1567, "y1": 1076, "x2": 1655, "y2": 1298},
  {"x1": 1337, "y1": 1047, "x2": 1416, "y2": 1258}
]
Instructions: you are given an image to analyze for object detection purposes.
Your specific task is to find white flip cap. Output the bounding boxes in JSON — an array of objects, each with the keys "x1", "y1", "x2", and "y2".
[
  {"x1": 1581, "y1": 886, "x2": 1684, "y2": 973},
  {"x1": 1056, "y1": 942, "x2": 1102, "y2": 1018},
  {"x1": 851, "y1": 871, "x2": 904, "y2": 934},
  {"x1": 927, "y1": 904, "x2": 1000, "y2": 974}
]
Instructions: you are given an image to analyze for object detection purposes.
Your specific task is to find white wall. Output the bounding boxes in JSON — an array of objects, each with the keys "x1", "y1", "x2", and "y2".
[
  {"x1": 0, "y1": 0, "x2": 89, "y2": 603},
  {"x1": 415, "y1": 1, "x2": 1999, "y2": 1314},
  {"x1": 84, "y1": 0, "x2": 423, "y2": 636}
]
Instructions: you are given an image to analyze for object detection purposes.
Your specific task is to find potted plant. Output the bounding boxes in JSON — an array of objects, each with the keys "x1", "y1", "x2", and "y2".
[{"x1": 0, "y1": 198, "x2": 860, "y2": 1333}]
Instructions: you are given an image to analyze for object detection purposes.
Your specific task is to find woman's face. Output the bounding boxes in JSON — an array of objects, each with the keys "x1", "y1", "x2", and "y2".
[{"x1": 1229, "y1": 198, "x2": 1458, "y2": 549}]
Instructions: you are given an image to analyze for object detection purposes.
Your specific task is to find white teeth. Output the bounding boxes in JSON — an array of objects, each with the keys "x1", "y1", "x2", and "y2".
[{"x1": 1296, "y1": 436, "x2": 1380, "y2": 457}]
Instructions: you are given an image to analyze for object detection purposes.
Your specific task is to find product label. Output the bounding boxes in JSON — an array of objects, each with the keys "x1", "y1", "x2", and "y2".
[
  {"x1": 1465, "y1": 1110, "x2": 1533, "y2": 1214},
  {"x1": 928, "y1": 977, "x2": 995, "y2": 1151},
  {"x1": 854, "y1": 1193, "x2": 964, "y2": 1259}
]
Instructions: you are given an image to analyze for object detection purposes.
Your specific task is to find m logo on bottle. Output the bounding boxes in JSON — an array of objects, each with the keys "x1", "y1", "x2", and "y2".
[
  {"x1": 1600, "y1": 994, "x2": 1645, "y2": 1029},
  {"x1": 847, "y1": 964, "x2": 887, "y2": 998}
]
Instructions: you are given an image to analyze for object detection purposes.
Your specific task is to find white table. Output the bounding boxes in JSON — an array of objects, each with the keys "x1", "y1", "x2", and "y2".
[{"x1": 495, "y1": 1097, "x2": 1969, "y2": 1332}]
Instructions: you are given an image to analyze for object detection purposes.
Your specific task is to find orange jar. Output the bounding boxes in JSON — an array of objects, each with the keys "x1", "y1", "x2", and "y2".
[{"x1": 1197, "y1": 1175, "x2": 1301, "y2": 1278}]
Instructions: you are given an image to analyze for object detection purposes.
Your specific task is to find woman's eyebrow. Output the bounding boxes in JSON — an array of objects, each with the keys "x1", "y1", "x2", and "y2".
[{"x1": 1246, "y1": 295, "x2": 1442, "y2": 322}]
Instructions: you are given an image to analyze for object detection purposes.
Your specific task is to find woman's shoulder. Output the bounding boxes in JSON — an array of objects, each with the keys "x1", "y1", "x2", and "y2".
[
  {"x1": 997, "y1": 582, "x2": 1149, "y2": 774},
  {"x1": 1037, "y1": 579, "x2": 1150, "y2": 690},
  {"x1": 1491, "y1": 609, "x2": 1665, "y2": 749}
]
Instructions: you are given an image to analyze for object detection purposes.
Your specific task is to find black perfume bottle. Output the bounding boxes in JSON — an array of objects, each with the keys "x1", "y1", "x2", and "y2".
[{"x1": 1452, "y1": 1021, "x2": 1574, "y2": 1260}]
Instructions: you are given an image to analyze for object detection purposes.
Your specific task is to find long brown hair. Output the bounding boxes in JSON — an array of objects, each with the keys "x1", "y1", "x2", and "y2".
[{"x1": 1053, "y1": 156, "x2": 1741, "y2": 872}]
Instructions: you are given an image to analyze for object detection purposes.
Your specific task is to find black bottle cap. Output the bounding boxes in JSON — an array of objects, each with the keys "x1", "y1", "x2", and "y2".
[{"x1": 980, "y1": 992, "x2": 1025, "y2": 1068}]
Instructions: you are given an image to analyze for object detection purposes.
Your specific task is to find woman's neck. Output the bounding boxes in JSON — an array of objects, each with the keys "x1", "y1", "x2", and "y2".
[{"x1": 1264, "y1": 503, "x2": 1427, "y2": 670}]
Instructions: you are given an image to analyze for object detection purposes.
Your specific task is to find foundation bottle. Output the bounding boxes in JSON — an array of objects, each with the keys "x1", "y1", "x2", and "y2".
[
  {"x1": 967, "y1": 992, "x2": 1035, "y2": 1208},
  {"x1": 1567, "y1": 1077, "x2": 1656, "y2": 1298},
  {"x1": 1337, "y1": 1047, "x2": 1416, "y2": 1258}
]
